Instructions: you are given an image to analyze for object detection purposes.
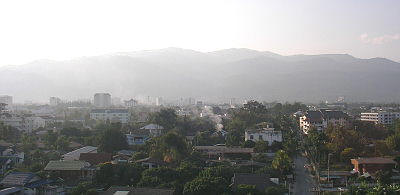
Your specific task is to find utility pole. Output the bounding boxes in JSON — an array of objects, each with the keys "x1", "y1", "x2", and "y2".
[{"x1": 328, "y1": 153, "x2": 332, "y2": 184}]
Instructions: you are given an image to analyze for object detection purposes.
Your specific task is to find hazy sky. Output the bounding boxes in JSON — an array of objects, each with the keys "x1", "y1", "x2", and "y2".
[{"x1": 0, "y1": 0, "x2": 399, "y2": 66}]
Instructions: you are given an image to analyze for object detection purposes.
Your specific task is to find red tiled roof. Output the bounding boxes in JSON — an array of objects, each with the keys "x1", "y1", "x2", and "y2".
[{"x1": 351, "y1": 157, "x2": 396, "y2": 164}]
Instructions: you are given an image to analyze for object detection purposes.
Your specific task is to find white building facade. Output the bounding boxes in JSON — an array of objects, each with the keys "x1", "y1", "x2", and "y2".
[
  {"x1": 300, "y1": 110, "x2": 348, "y2": 134},
  {"x1": 0, "y1": 95, "x2": 12, "y2": 106},
  {"x1": 361, "y1": 112, "x2": 400, "y2": 125},
  {"x1": 0, "y1": 114, "x2": 45, "y2": 132},
  {"x1": 49, "y1": 97, "x2": 62, "y2": 106},
  {"x1": 24, "y1": 117, "x2": 46, "y2": 132},
  {"x1": 90, "y1": 109, "x2": 130, "y2": 123},
  {"x1": 245, "y1": 128, "x2": 282, "y2": 145}
]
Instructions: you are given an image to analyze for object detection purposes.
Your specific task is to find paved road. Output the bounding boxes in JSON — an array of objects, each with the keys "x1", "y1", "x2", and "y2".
[{"x1": 292, "y1": 155, "x2": 316, "y2": 195}]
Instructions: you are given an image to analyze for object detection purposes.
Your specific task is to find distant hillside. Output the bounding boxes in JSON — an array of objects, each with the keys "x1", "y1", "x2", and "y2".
[{"x1": 1, "y1": 48, "x2": 400, "y2": 103}]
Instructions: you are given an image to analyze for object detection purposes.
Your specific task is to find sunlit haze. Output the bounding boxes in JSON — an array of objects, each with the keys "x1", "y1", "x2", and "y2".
[{"x1": 1, "y1": 0, "x2": 399, "y2": 66}]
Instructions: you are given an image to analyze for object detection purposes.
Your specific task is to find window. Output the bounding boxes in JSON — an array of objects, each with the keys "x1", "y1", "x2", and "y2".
[
  {"x1": 259, "y1": 135, "x2": 263, "y2": 140},
  {"x1": 250, "y1": 135, "x2": 254, "y2": 140}
]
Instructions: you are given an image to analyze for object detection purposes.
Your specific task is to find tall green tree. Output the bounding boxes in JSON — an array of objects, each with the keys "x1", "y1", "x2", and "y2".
[
  {"x1": 56, "y1": 135, "x2": 70, "y2": 151},
  {"x1": 305, "y1": 128, "x2": 328, "y2": 164},
  {"x1": 183, "y1": 176, "x2": 230, "y2": 195},
  {"x1": 272, "y1": 150, "x2": 292, "y2": 177},
  {"x1": 44, "y1": 130, "x2": 58, "y2": 149},
  {"x1": 149, "y1": 108, "x2": 178, "y2": 130},
  {"x1": 0, "y1": 122, "x2": 20, "y2": 142},
  {"x1": 137, "y1": 167, "x2": 178, "y2": 188},
  {"x1": 96, "y1": 162, "x2": 144, "y2": 187},
  {"x1": 386, "y1": 133, "x2": 400, "y2": 151},
  {"x1": 99, "y1": 127, "x2": 128, "y2": 153},
  {"x1": 149, "y1": 132, "x2": 189, "y2": 164}
]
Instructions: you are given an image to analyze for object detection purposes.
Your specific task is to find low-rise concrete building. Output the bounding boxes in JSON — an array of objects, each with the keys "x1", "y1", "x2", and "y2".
[
  {"x1": 351, "y1": 157, "x2": 396, "y2": 175},
  {"x1": 361, "y1": 112, "x2": 400, "y2": 125},
  {"x1": 244, "y1": 127, "x2": 282, "y2": 145},
  {"x1": 90, "y1": 108, "x2": 130, "y2": 123},
  {"x1": 24, "y1": 117, "x2": 45, "y2": 132}
]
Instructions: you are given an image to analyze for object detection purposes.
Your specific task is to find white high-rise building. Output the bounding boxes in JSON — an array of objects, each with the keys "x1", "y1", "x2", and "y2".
[
  {"x1": 49, "y1": 97, "x2": 62, "y2": 106},
  {"x1": 93, "y1": 93, "x2": 111, "y2": 108},
  {"x1": 156, "y1": 97, "x2": 163, "y2": 106},
  {"x1": 0, "y1": 95, "x2": 13, "y2": 105}
]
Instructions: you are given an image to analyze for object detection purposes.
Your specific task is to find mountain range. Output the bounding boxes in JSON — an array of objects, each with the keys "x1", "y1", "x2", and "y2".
[{"x1": 1, "y1": 47, "x2": 400, "y2": 103}]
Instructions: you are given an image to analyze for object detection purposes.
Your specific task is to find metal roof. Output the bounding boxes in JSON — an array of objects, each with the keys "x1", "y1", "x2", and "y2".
[
  {"x1": 91, "y1": 109, "x2": 129, "y2": 113},
  {"x1": 44, "y1": 160, "x2": 90, "y2": 171},
  {"x1": 62, "y1": 146, "x2": 97, "y2": 159},
  {"x1": 140, "y1": 124, "x2": 164, "y2": 130},
  {"x1": 0, "y1": 172, "x2": 37, "y2": 187}
]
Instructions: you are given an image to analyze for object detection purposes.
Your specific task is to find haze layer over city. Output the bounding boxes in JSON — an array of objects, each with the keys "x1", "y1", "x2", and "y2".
[
  {"x1": 1, "y1": 0, "x2": 400, "y2": 104},
  {"x1": 0, "y1": 1, "x2": 400, "y2": 195}
]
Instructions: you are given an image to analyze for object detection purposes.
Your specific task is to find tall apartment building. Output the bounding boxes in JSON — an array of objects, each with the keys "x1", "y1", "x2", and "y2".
[
  {"x1": 0, "y1": 95, "x2": 13, "y2": 106},
  {"x1": 93, "y1": 93, "x2": 111, "y2": 108},
  {"x1": 49, "y1": 97, "x2": 62, "y2": 106},
  {"x1": 156, "y1": 97, "x2": 163, "y2": 106},
  {"x1": 300, "y1": 109, "x2": 348, "y2": 134},
  {"x1": 361, "y1": 112, "x2": 400, "y2": 125}
]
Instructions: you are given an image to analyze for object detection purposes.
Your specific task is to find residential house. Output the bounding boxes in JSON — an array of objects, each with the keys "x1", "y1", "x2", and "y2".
[
  {"x1": 194, "y1": 146, "x2": 254, "y2": 160},
  {"x1": 68, "y1": 141, "x2": 84, "y2": 150},
  {"x1": 112, "y1": 150, "x2": 135, "y2": 164},
  {"x1": 44, "y1": 160, "x2": 94, "y2": 181},
  {"x1": 140, "y1": 124, "x2": 164, "y2": 137},
  {"x1": 117, "y1": 150, "x2": 134, "y2": 157},
  {"x1": 0, "y1": 172, "x2": 57, "y2": 195},
  {"x1": 126, "y1": 130, "x2": 150, "y2": 146},
  {"x1": 319, "y1": 171, "x2": 352, "y2": 187},
  {"x1": 62, "y1": 146, "x2": 98, "y2": 161},
  {"x1": 135, "y1": 157, "x2": 167, "y2": 169},
  {"x1": 244, "y1": 127, "x2": 282, "y2": 146},
  {"x1": 0, "y1": 147, "x2": 24, "y2": 175},
  {"x1": 351, "y1": 157, "x2": 397, "y2": 175},
  {"x1": 231, "y1": 173, "x2": 277, "y2": 192}
]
